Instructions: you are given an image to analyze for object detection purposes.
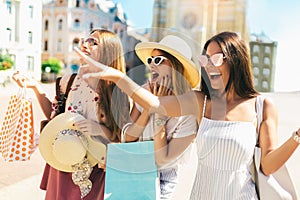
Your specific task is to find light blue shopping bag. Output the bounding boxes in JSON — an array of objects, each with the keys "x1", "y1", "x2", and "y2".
[{"x1": 104, "y1": 141, "x2": 159, "y2": 200}]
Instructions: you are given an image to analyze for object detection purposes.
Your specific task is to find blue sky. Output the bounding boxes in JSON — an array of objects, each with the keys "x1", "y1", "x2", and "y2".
[{"x1": 114, "y1": 0, "x2": 300, "y2": 92}]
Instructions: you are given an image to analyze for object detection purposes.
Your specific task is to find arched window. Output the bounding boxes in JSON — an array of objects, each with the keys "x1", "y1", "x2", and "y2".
[
  {"x1": 73, "y1": 38, "x2": 80, "y2": 49},
  {"x1": 44, "y1": 40, "x2": 48, "y2": 51},
  {"x1": 90, "y1": 23, "x2": 94, "y2": 32},
  {"x1": 28, "y1": 31, "x2": 33, "y2": 44},
  {"x1": 45, "y1": 20, "x2": 49, "y2": 31},
  {"x1": 74, "y1": 19, "x2": 80, "y2": 29},
  {"x1": 76, "y1": 0, "x2": 80, "y2": 7},
  {"x1": 58, "y1": 19, "x2": 63, "y2": 30}
]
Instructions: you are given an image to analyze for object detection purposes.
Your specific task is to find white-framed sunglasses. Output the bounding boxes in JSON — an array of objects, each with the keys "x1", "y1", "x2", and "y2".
[
  {"x1": 198, "y1": 53, "x2": 226, "y2": 67},
  {"x1": 146, "y1": 56, "x2": 167, "y2": 66}
]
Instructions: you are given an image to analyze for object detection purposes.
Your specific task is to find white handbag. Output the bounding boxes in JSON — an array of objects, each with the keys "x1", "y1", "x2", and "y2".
[{"x1": 254, "y1": 95, "x2": 298, "y2": 200}]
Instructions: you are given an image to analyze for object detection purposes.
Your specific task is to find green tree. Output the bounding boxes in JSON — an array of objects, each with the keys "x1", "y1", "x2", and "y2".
[
  {"x1": 0, "y1": 54, "x2": 14, "y2": 71},
  {"x1": 41, "y1": 58, "x2": 62, "y2": 74}
]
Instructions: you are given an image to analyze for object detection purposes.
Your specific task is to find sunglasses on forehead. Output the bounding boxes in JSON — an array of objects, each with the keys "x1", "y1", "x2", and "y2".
[
  {"x1": 146, "y1": 56, "x2": 167, "y2": 66},
  {"x1": 198, "y1": 53, "x2": 226, "y2": 67}
]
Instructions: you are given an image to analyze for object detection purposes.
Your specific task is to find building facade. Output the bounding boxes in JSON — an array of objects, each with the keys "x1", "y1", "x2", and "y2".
[
  {"x1": 0, "y1": 0, "x2": 42, "y2": 80},
  {"x1": 250, "y1": 33, "x2": 277, "y2": 92},
  {"x1": 151, "y1": 0, "x2": 250, "y2": 55},
  {"x1": 42, "y1": 0, "x2": 130, "y2": 74}
]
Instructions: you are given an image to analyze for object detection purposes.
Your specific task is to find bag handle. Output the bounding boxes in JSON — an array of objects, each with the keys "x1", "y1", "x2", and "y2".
[{"x1": 256, "y1": 95, "x2": 265, "y2": 145}]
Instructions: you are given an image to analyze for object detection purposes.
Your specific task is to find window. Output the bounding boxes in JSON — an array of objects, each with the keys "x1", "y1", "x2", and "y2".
[
  {"x1": 263, "y1": 68, "x2": 270, "y2": 78},
  {"x1": 253, "y1": 45, "x2": 260, "y2": 53},
  {"x1": 264, "y1": 57, "x2": 270, "y2": 65},
  {"x1": 27, "y1": 56, "x2": 34, "y2": 71},
  {"x1": 44, "y1": 40, "x2": 48, "y2": 51},
  {"x1": 6, "y1": 0, "x2": 12, "y2": 14},
  {"x1": 76, "y1": 0, "x2": 80, "y2": 7},
  {"x1": 74, "y1": 19, "x2": 80, "y2": 29},
  {"x1": 252, "y1": 56, "x2": 259, "y2": 64},
  {"x1": 262, "y1": 81, "x2": 269, "y2": 89},
  {"x1": 29, "y1": 5, "x2": 33, "y2": 18},
  {"x1": 73, "y1": 38, "x2": 80, "y2": 49},
  {"x1": 45, "y1": 20, "x2": 49, "y2": 31},
  {"x1": 28, "y1": 31, "x2": 33, "y2": 44},
  {"x1": 265, "y1": 46, "x2": 271, "y2": 54},
  {"x1": 90, "y1": 23, "x2": 93, "y2": 32},
  {"x1": 253, "y1": 67, "x2": 259, "y2": 76},
  {"x1": 58, "y1": 19, "x2": 63, "y2": 30},
  {"x1": 6, "y1": 28, "x2": 12, "y2": 42},
  {"x1": 57, "y1": 39, "x2": 62, "y2": 51}
]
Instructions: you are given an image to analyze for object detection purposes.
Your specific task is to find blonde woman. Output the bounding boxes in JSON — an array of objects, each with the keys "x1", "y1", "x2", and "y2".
[{"x1": 14, "y1": 29, "x2": 129, "y2": 200}]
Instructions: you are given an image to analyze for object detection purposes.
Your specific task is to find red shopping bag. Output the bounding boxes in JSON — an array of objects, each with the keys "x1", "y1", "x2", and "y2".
[{"x1": 0, "y1": 89, "x2": 36, "y2": 161}]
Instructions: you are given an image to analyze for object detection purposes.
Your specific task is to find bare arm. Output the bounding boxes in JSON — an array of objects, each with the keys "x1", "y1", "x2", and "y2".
[
  {"x1": 153, "y1": 114, "x2": 197, "y2": 167},
  {"x1": 75, "y1": 47, "x2": 203, "y2": 120},
  {"x1": 260, "y1": 98, "x2": 299, "y2": 175}
]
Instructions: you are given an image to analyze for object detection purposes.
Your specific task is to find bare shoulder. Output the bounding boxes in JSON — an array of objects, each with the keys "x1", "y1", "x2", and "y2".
[{"x1": 262, "y1": 96, "x2": 278, "y2": 119}]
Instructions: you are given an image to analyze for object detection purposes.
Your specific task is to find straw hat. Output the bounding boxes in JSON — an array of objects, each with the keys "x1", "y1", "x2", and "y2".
[
  {"x1": 39, "y1": 112, "x2": 106, "y2": 172},
  {"x1": 135, "y1": 35, "x2": 200, "y2": 88}
]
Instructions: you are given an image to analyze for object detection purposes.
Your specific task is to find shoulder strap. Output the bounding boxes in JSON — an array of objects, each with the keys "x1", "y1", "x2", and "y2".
[
  {"x1": 255, "y1": 95, "x2": 265, "y2": 144},
  {"x1": 56, "y1": 73, "x2": 77, "y2": 114},
  {"x1": 64, "y1": 73, "x2": 77, "y2": 99}
]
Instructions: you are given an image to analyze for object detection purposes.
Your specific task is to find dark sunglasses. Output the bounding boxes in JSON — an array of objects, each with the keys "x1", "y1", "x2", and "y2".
[
  {"x1": 198, "y1": 53, "x2": 226, "y2": 67},
  {"x1": 146, "y1": 56, "x2": 167, "y2": 66},
  {"x1": 80, "y1": 37, "x2": 99, "y2": 48}
]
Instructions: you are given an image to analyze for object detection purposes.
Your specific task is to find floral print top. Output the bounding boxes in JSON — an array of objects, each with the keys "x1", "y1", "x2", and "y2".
[{"x1": 50, "y1": 74, "x2": 99, "y2": 121}]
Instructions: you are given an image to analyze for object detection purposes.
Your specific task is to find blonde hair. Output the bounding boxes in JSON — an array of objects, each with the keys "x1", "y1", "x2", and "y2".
[{"x1": 91, "y1": 29, "x2": 129, "y2": 142}]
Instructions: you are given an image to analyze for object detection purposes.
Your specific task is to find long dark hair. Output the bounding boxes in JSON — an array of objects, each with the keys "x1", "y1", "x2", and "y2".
[{"x1": 201, "y1": 31, "x2": 258, "y2": 99}]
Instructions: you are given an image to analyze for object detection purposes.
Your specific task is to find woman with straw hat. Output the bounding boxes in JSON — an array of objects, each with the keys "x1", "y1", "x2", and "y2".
[
  {"x1": 13, "y1": 29, "x2": 130, "y2": 200},
  {"x1": 75, "y1": 31, "x2": 300, "y2": 199}
]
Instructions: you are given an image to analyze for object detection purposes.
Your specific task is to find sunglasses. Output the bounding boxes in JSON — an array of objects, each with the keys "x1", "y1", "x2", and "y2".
[
  {"x1": 80, "y1": 37, "x2": 99, "y2": 48},
  {"x1": 146, "y1": 56, "x2": 167, "y2": 66},
  {"x1": 198, "y1": 53, "x2": 226, "y2": 67}
]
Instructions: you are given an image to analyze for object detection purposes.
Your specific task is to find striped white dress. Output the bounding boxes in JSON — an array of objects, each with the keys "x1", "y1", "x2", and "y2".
[{"x1": 190, "y1": 100, "x2": 259, "y2": 199}]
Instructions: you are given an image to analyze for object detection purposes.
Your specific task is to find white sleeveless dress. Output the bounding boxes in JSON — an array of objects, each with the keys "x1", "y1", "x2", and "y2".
[{"x1": 190, "y1": 97, "x2": 260, "y2": 200}]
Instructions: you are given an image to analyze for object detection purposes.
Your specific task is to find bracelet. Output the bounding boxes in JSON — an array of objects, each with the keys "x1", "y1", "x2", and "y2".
[
  {"x1": 154, "y1": 118, "x2": 167, "y2": 127},
  {"x1": 121, "y1": 123, "x2": 132, "y2": 143},
  {"x1": 292, "y1": 131, "x2": 300, "y2": 144}
]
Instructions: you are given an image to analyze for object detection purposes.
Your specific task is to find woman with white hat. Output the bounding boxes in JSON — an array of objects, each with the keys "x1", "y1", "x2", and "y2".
[{"x1": 110, "y1": 35, "x2": 199, "y2": 199}]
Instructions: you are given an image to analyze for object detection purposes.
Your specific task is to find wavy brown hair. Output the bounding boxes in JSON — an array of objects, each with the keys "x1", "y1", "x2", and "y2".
[
  {"x1": 91, "y1": 29, "x2": 130, "y2": 142},
  {"x1": 200, "y1": 31, "x2": 259, "y2": 99}
]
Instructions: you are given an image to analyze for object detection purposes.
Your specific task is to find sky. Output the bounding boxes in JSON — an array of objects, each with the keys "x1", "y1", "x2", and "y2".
[{"x1": 113, "y1": 0, "x2": 300, "y2": 92}]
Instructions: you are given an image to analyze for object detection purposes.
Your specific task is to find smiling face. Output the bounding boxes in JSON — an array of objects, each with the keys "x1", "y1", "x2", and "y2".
[
  {"x1": 148, "y1": 49, "x2": 172, "y2": 83},
  {"x1": 202, "y1": 41, "x2": 229, "y2": 92}
]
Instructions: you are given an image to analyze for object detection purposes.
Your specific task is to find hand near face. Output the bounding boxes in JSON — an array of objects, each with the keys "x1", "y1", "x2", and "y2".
[
  {"x1": 148, "y1": 75, "x2": 172, "y2": 97},
  {"x1": 74, "y1": 47, "x2": 123, "y2": 82}
]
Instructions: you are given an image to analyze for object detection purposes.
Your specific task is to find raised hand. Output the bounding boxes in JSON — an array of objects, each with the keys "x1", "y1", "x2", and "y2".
[
  {"x1": 148, "y1": 75, "x2": 173, "y2": 97},
  {"x1": 74, "y1": 47, "x2": 123, "y2": 82},
  {"x1": 12, "y1": 71, "x2": 38, "y2": 89}
]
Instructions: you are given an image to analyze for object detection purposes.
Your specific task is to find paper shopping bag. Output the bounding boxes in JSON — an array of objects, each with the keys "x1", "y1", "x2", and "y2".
[
  {"x1": 104, "y1": 141, "x2": 159, "y2": 200},
  {"x1": 0, "y1": 91, "x2": 36, "y2": 161}
]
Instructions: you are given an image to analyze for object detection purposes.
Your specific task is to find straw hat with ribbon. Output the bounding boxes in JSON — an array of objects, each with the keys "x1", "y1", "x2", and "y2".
[
  {"x1": 39, "y1": 112, "x2": 106, "y2": 198},
  {"x1": 135, "y1": 35, "x2": 200, "y2": 88}
]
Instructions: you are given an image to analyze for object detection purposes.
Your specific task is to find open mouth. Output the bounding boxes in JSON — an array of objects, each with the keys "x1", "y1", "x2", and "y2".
[
  {"x1": 151, "y1": 72, "x2": 159, "y2": 80},
  {"x1": 209, "y1": 72, "x2": 222, "y2": 80}
]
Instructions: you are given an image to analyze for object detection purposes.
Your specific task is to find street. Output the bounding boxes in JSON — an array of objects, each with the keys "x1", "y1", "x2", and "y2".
[{"x1": 0, "y1": 81, "x2": 300, "y2": 199}]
